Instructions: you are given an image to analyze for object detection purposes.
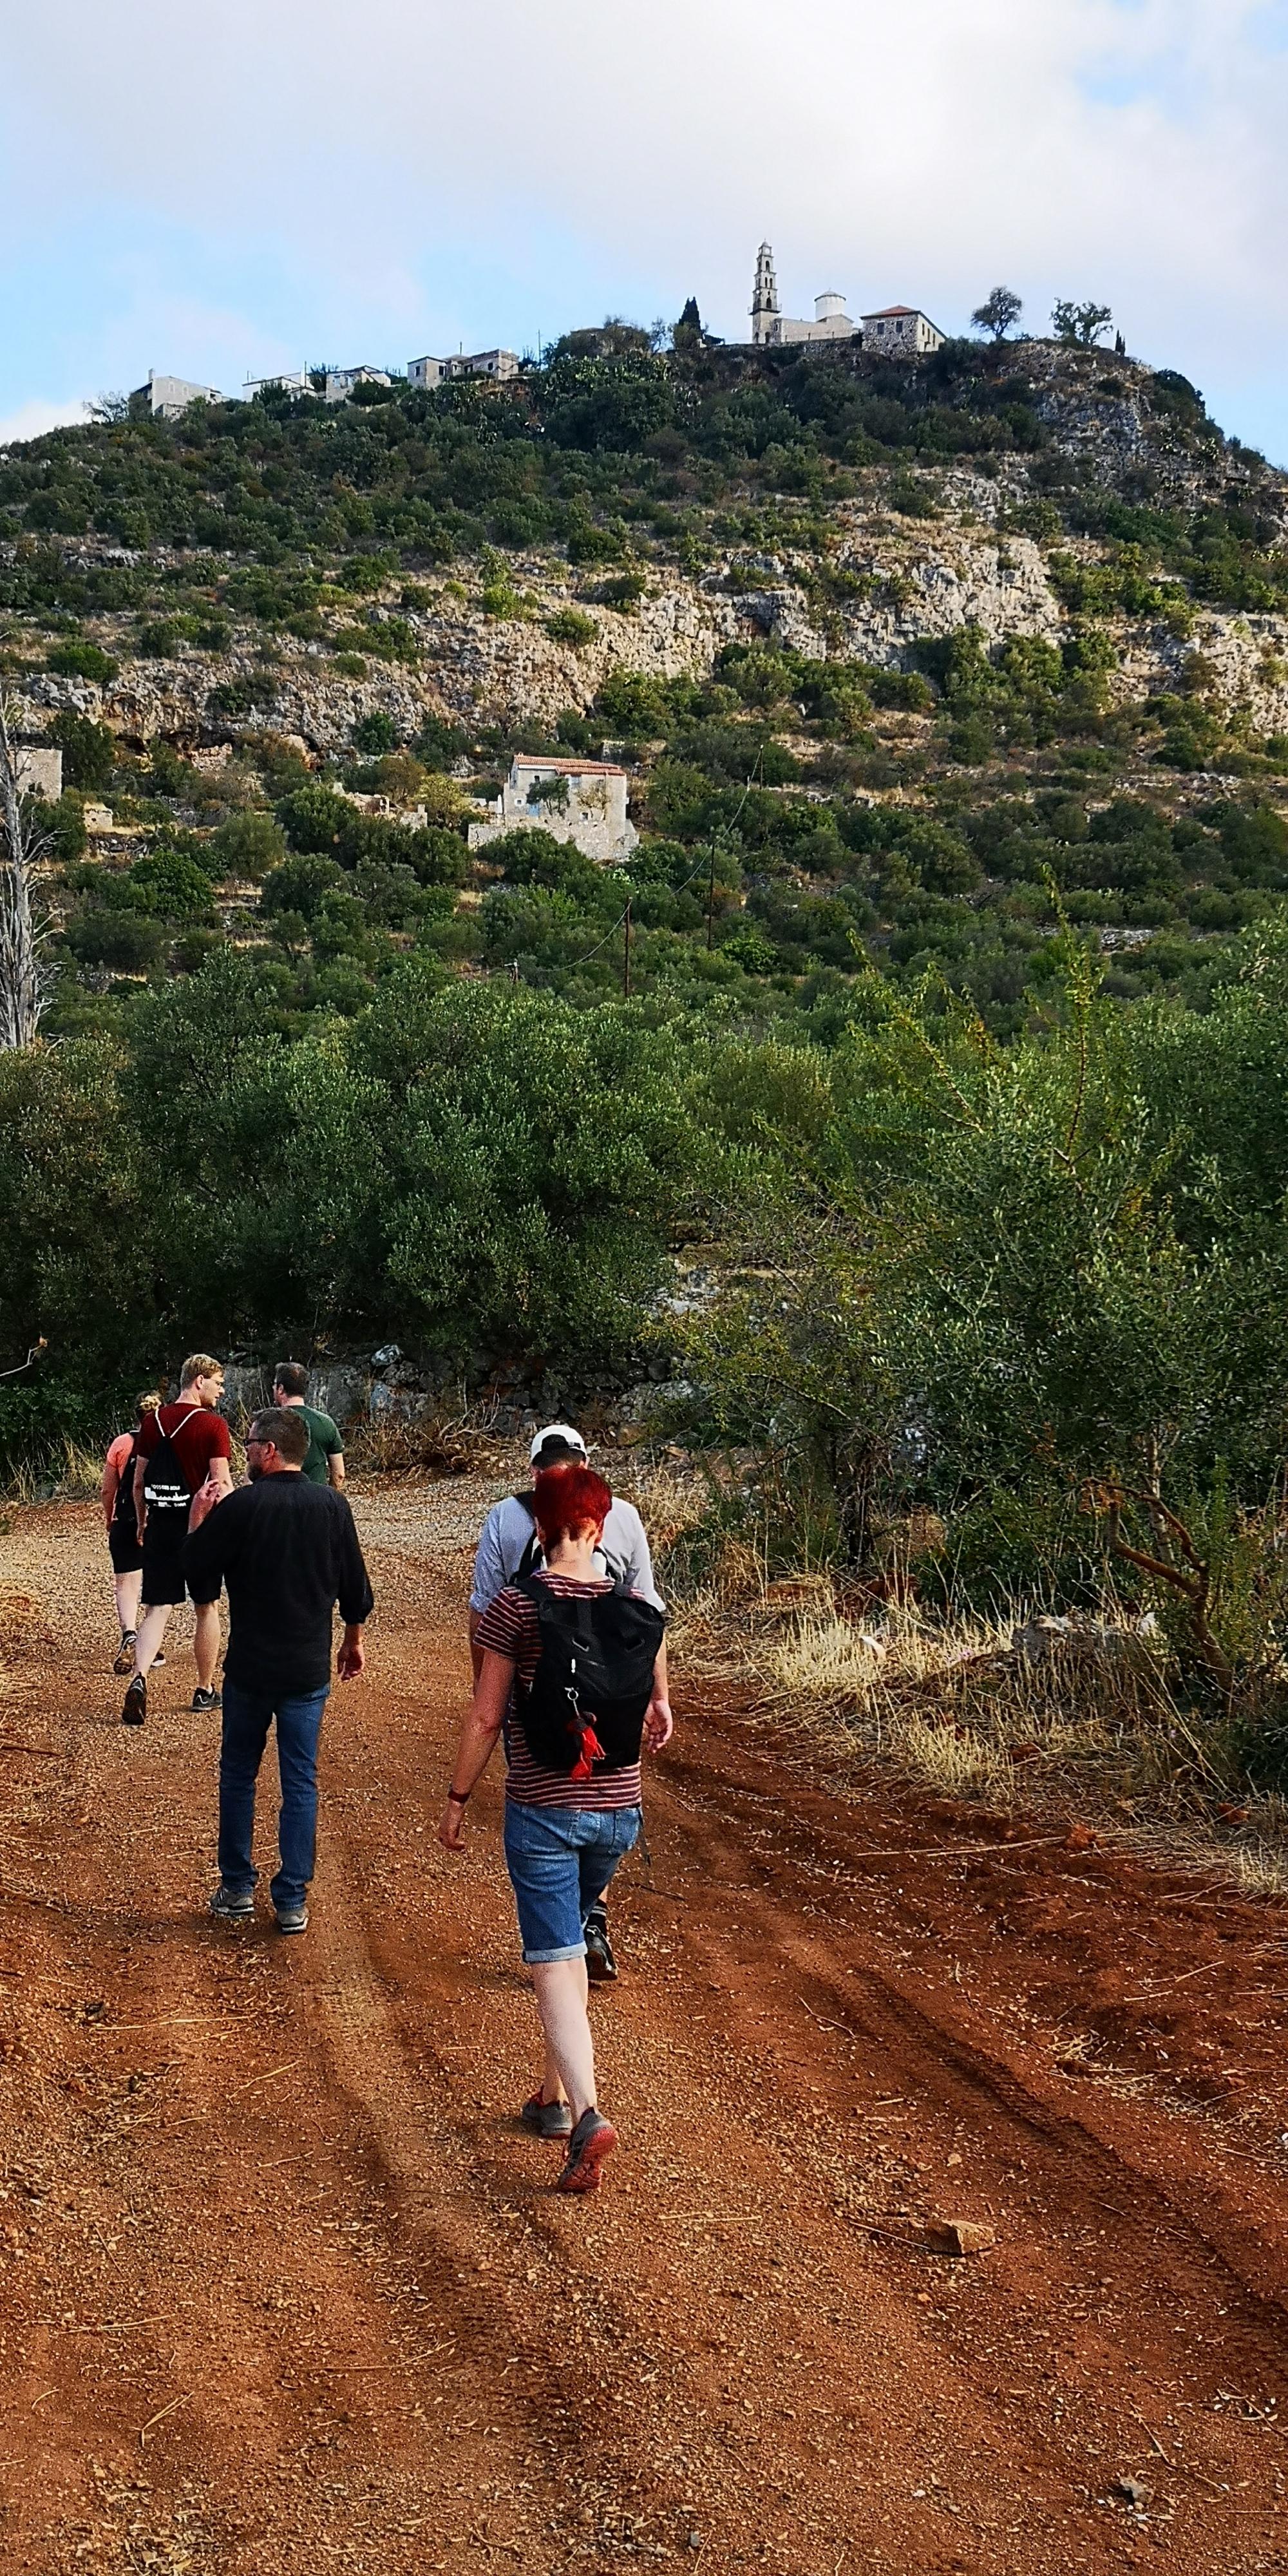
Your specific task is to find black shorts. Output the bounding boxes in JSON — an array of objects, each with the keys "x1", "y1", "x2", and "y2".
[
  {"x1": 108, "y1": 1522, "x2": 144, "y2": 1576},
  {"x1": 141, "y1": 1518, "x2": 197, "y2": 1609}
]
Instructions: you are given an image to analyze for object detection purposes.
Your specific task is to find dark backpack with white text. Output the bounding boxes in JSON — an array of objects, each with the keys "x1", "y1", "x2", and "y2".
[
  {"x1": 142, "y1": 1417, "x2": 195, "y2": 1520},
  {"x1": 515, "y1": 1574, "x2": 664, "y2": 1779}
]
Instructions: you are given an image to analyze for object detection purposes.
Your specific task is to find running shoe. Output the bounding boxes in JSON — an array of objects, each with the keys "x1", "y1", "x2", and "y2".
[
  {"x1": 191, "y1": 1685, "x2": 222, "y2": 1713},
  {"x1": 583, "y1": 1907, "x2": 618, "y2": 1984},
  {"x1": 555, "y1": 2110, "x2": 618, "y2": 2194},
  {"x1": 120, "y1": 1674, "x2": 146, "y2": 1728},
  {"x1": 274, "y1": 1904, "x2": 308, "y2": 1935},
  {"x1": 209, "y1": 1883, "x2": 254, "y2": 1924},
  {"x1": 520, "y1": 2089, "x2": 574, "y2": 2140},
  {"x1": 113, "y1": 1630, "x2": 137, "y2": 1676}
]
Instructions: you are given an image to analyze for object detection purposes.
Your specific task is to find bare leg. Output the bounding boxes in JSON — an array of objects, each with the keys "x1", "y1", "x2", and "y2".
[
  {"x1": 530, "y1": 1958, "x2": 596, "y2": 2125},
  {"x1": 132, "y1": 1602, "x2": 172, "y2": 1678},
  {"x1": 113, "y1": 1570, "x2": 142, "y2": 1635},
  {"x1": 193, "y1": 1601, "x2": 220, "y2": 1692}
]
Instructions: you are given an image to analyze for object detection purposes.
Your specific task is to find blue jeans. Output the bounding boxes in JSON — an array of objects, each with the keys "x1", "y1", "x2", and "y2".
[
  {"x1": 503, "y1": 1799, "x2": 641, "y2": 1964},
  {"x1": 218, "y1": 1679, "x2": 329, "y2": 1911}
]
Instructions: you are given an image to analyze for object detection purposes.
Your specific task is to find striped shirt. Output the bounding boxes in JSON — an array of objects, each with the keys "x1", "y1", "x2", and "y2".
[{"x1": 475, "y1": 1573, "x2": 646, "y2": 1813}]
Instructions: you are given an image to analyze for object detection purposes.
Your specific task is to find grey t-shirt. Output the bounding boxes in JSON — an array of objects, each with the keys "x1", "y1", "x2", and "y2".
[{"x1": 469, "y1": 1491, "x2": 664, "y2": 1615}]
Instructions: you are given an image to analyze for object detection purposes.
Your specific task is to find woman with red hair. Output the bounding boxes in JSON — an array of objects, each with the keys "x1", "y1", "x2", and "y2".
[{"x1": 439, "y1": 1461, "x2": 672, "y2": 2193}]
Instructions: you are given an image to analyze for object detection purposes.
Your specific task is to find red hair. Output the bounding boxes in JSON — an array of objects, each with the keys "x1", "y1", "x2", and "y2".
[{"x1": 533, "y1": 1462, "x2": 612, "y2": 1549}]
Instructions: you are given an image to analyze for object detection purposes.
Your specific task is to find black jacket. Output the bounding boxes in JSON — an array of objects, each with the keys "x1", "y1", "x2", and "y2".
[{"x1": 183, "y1": 1475, "x2": 374, "y2": 1696}]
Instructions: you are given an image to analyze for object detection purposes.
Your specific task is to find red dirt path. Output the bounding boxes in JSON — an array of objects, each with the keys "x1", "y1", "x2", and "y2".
[{"x1": 2, "y1": 1493, "x2": 1288, "y2": 2574}]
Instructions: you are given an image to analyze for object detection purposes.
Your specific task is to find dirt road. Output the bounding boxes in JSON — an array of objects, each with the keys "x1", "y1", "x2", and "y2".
[{"x1": 2, "y1": 1484, "x2": 1288, "y2": 2575}]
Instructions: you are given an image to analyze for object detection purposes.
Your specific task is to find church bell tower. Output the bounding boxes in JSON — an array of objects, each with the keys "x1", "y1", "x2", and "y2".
[{"x1": 750, "y1": 242, "x2": 780, "y2": 346}]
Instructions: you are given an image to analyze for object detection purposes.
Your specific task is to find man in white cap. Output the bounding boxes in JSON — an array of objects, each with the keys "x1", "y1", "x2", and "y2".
[{"x1": 468, "y1": 1423, "x2": 669, "y2": 1982}]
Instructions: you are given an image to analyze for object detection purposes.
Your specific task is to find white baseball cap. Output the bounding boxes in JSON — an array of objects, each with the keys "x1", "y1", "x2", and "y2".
[{"x1": 529, "y1": 1422, "x2": 588, "y2": 1463}]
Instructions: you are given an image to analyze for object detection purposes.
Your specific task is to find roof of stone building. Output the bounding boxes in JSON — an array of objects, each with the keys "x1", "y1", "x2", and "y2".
[
  {"x1": 511, "y1": 755, "x2": 629, "y2": 776},
  {"x1": 862, "y1": 305, "x2": 925, "y2": 319}
]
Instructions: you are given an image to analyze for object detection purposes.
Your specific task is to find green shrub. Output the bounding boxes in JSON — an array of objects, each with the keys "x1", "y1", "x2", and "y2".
[
  {"x1": 48, "y1": 711, "x2": 116, "y2": 790},
  {"x1": 545, "y1": 607, "x2": 598, "y2": 646},
  {"x1": 353, "y1": 711, "x2": 398, "y2": 754},
  {"x1": 208, "y1": 810, "x2": 287, "y2": 878},
  {"x1": 47, "y1": 639, "x2": 118, "y2": 683},
  {"x1": 126, "y1": 846, "x2": 218, "y2": 923}
]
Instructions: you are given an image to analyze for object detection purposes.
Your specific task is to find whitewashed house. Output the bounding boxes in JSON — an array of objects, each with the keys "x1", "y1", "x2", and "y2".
[
  {"x1": 323, "y1": 365, "x2": 393, "y2": 403},
  {"x1": 469, "y1": 755, "x2": 638, "y2": 867}
]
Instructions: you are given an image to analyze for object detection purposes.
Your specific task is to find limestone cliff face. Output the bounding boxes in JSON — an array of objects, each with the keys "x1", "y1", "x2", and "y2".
[{"x1": 7, "y1": 347, "x2": 1287, "y2": 754}]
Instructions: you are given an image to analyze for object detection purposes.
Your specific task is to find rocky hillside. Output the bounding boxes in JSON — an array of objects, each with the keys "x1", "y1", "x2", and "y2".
[{"x1": 3, "y1": 328, "x2": 1287, "y2": 1031}]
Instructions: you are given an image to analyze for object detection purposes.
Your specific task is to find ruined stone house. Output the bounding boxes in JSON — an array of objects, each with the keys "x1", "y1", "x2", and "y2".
[{"x1": 468, "y1": 755, "x2": 638, "y2": 866}]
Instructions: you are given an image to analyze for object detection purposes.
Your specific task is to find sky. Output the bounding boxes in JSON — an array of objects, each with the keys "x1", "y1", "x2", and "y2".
[{"x1": 3, "y1": 0, "x2": 1288, "y2": 462}]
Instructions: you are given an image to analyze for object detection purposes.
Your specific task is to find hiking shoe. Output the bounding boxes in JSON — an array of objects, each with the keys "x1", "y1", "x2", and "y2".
[
  {"x1": 191, "y1": 1685, "x2": 222, "y2": 1714},
  {"x1": 113, "y1": 1630, "x2": 137, "y2": 1676},
  {"x1": 583, "y1": 1908, "x2": 618, "y2": 1984},
  {"x1": 274, "y1": 1904, "x2": 308, "y2": 1936},
  {"x1": 555, "y1": 2110, "x2": 618, "y2": 2195},
  {"x1": 209, "y1": 1882, "x2": 254, "y2": 1924},
  {"x1": 120, "y1": 1674, "x2": 146, "y2": 1728},
  {"x1": 520, "y1": 2089, "x2": 574, "y2": 2141}
]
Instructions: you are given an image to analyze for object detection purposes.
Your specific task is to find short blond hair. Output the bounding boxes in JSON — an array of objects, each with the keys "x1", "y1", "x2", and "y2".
[{"x1": 180, "y1": 1352, "x2": 222, "y2": 1390}]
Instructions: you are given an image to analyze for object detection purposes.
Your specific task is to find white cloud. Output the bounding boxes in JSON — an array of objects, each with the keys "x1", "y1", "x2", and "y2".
[
  {"x1": 0, "y1": 397, "x2": 88, "y2": 448},
  {"x1": 2, "y1": 2, "x2": 1287, "y2": 450}
]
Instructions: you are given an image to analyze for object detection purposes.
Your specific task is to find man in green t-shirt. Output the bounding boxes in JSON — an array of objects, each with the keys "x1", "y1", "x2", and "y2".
[{"x1": 272, "y1": 1363, "x2": 346, "y2": 1489}]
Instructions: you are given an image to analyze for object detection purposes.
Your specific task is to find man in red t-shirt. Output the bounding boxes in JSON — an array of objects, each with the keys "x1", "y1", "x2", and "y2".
[{"x1": 121, "y1": 1354, "x2": 232, "y2": 1728}]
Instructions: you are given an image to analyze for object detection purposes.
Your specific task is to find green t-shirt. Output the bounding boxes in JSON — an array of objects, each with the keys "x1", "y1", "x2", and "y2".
[{"x1": 292, "y1": 1403, "x2": 344, "y2": 1485}]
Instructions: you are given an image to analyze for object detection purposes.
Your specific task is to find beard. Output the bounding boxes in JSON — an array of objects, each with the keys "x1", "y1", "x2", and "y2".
[{"x1": 247, "y1": 1458, "x2": 264, "y2": 1482}]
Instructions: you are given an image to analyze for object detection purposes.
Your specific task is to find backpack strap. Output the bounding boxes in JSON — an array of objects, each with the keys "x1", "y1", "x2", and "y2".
[{"x1": 511, "y1": 1491, "x2": 544, "y2": 1580}]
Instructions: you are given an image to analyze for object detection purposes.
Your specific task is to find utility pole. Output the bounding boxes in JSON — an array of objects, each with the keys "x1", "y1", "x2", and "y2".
[
  {"x1": 706, "y1": 839, "x2": 716, "y2": 950},
  {"x1": 623, "y1": 898, "x2": 632, "y2": 999}
]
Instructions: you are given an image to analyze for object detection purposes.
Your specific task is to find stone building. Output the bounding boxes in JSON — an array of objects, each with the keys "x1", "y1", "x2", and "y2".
[
  {"x1": 15, "y1": 745, "x2": 62, "y2": 800},
  {"x1": 408, "y1": 348, "x2": 520, "y2": 390},
  {"x1": 749, "y1": 243, "x2": 858, "y2": 349},
  {"x1": 860, "y1": 306, "x2": 946, "y2": 359},
  {"x1": 468, "y1": 755, "x2": 638, "y2": 866},
  {"x1": 129, "y1": 370, "x2": 227, "y2": 419}
]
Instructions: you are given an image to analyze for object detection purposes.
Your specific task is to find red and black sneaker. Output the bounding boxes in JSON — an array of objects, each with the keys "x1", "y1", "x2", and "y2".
[{"x1": 555, "y1": 2110, "x2": 618, "y2": 2194}]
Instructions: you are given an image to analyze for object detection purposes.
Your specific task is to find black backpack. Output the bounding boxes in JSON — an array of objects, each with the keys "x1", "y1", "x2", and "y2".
[
  {"x1": 113, "y1": 1435, "x2": 142, "y2": 1530},
  {"x1": 142, "y1": 1416, "x2": 194, "y2": 1519},
  {"x1": 515, "y1": 1574, "x2": 665, "y2": 1777}
]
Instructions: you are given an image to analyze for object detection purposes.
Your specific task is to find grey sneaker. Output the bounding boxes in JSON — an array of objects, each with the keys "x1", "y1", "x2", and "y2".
[
  {"x1": 121, "y1": 1674, "x2": 147, "y2": 1728},
  {"x1": 521, "y1": 2089, "x2": 574, "y2": 2139},
  {"x1": 192, "y1": 1685, "x2": 222, "y2": 1713},
  {"x1": 274, "y1": 1904, "x2": 308, "y2": 1935},
  {"x1": 209, "y1": 1883, "x2": 254, "y2": 1924}
]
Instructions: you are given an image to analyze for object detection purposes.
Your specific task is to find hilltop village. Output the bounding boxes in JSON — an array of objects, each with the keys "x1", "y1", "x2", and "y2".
[{"x1": 129, "y1": 243, "x2": 946, "y2": 417}]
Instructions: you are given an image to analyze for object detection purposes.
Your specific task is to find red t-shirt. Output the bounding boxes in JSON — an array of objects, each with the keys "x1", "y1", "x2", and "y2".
[{"x1": 137, "y1": 1401, "x2": 231, "y2": 1494}]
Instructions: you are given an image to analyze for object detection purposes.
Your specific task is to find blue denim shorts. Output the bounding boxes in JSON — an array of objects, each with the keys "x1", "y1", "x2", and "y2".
[{"x1": 502, "y1": 1799, "x2": 642, "y2": 1964}]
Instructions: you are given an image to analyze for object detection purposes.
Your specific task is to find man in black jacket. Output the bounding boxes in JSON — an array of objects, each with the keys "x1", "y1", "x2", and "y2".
[{"x1": 184, "y1": 1407, "x2": 374, "y2": 1935}]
